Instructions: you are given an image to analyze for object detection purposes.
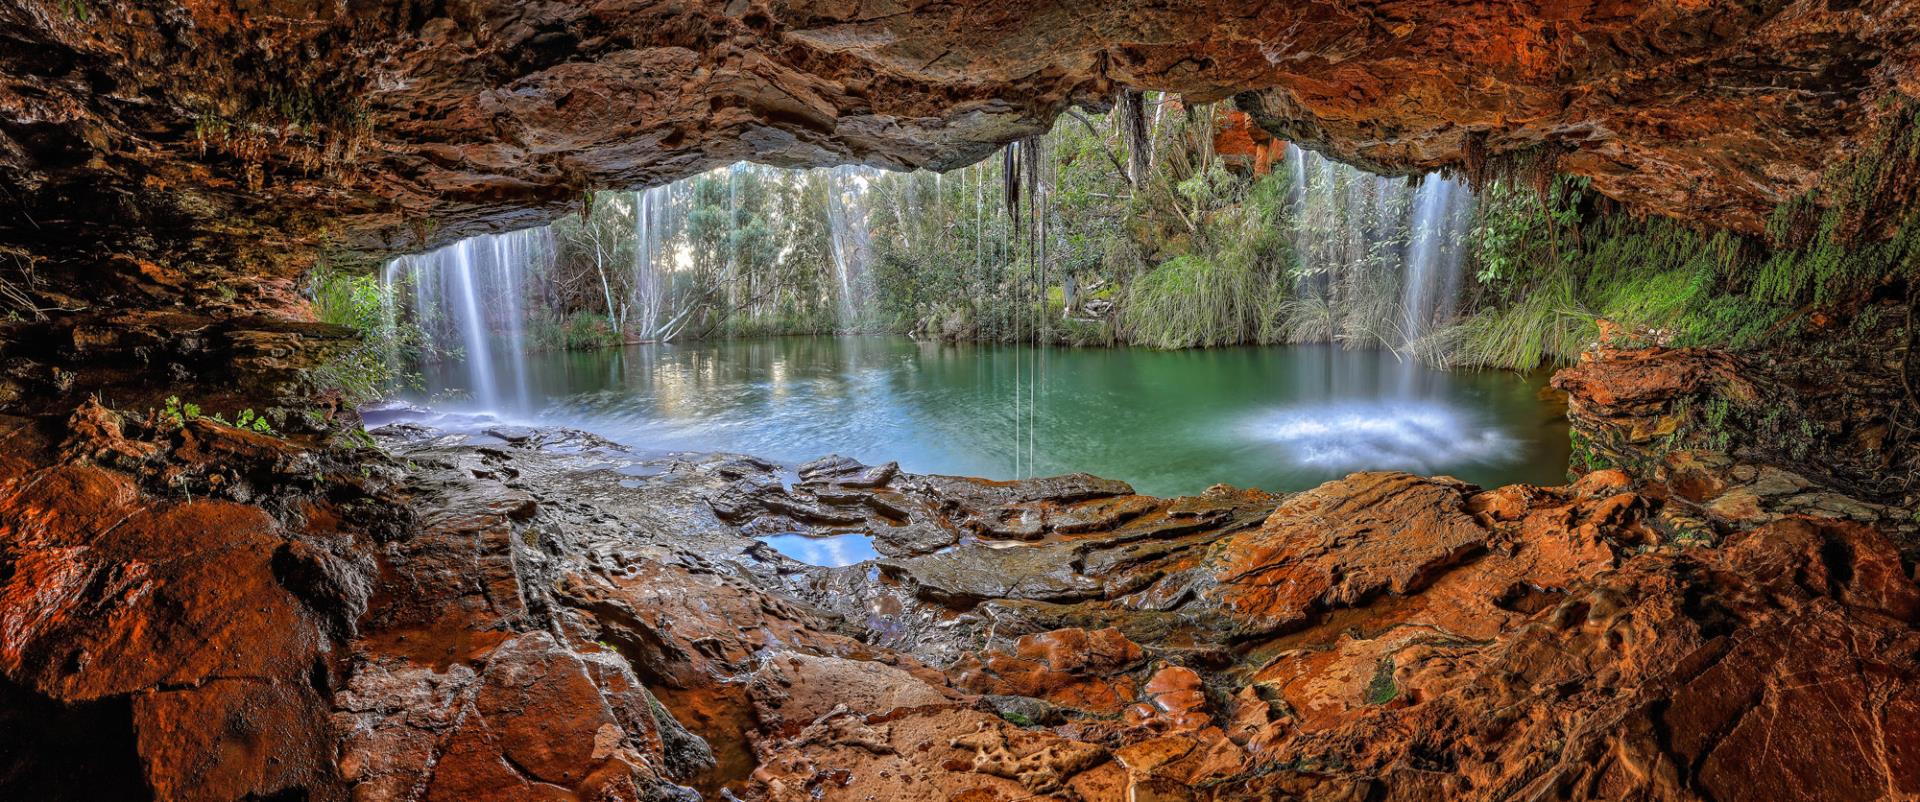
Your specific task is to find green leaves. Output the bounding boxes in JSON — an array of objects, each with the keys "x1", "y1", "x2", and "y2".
[
  {"x1": 157, "y1": 397, "x2": 278, "y2": 436},
  {"x1": 234, "y1": 409, "x2": 276, "y2": 434},
  {"x1": 308, "y1": 261, "x2": 424, "y2": 404}
]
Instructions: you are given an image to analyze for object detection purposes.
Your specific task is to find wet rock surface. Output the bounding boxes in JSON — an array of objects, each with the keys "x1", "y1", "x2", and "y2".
[
  {"x1": 2, "y1": 381, "x2": 1917, "y2": 800},
  {"x1": 3, "y1": 2, "x2": 1918, "y2": 796}
]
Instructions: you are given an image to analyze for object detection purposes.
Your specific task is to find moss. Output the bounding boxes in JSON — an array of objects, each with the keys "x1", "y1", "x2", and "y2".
[
  {"x1": 1700, "y1": 396, "x2": 1735, "y2": 454},
  {"x1": 1363, "y1": 658, "x2": 1399, "y2": 705},
  {"x1": 1752, "y1": 100, "x2": 1920, "y2": 307},
  {"x1": 1569, "y1": 429, "x2": 1615, "y2": 474}
]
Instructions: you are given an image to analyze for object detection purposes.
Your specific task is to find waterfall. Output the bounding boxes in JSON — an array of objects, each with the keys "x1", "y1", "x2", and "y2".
[
  {"x1": 382, "y1": 227, "x2": 552, "y2": 413},
  {"x1": 1285, "y1": 142, "x2": 1308, "y2": 236},
  {"x1": 447, "y1": 240, "x2": 499, "y2": 409},
  {"x1": 1259, "y1": 147, "x2": 1505, "y2": 475},
  {"x1": 1395, "y1": 175, "x2": 1474, "y2": 395},
  {"x1": 825, "y1": 166, "x2": 875, "y2": 329},
  {"x1": 1279, "y1": 145, "x2": 1476, "y2": 393},
  {"x1": 1399, "y1": 176, "x2": 1474, "y2": 351},
  {"x1": 485, "y1": 229, "x2": 546, "y2": 410},
  {"x1": 726, "y1": 163, "x2": 740, "y2": 309},
  {"x1": 630, "y1": 185, "x2": 674, "y2": 340}
]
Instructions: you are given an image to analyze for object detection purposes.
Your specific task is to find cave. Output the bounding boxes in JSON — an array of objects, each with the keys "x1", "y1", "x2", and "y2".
[{"x1": 3, "y1": 2, "x2": 1919, "y2": 801}]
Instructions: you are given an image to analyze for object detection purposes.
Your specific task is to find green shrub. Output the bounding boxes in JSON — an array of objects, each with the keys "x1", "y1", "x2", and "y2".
[
  {"x1": 1122, "y1": 254, "x2": 1283, "y2": 349},
  {"x1": 563, "y1": 311, "x2": 623, "y2": 350},
  {"x1": 156, "y1": 396, "x2": 278, "y2": 435},
  {"x1": 308, "y1": 262, "x2": 426, "y2": 404}
]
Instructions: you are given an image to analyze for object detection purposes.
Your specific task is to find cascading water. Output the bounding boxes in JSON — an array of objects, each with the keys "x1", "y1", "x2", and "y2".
[
  {"x1": 824, "y1": 166, "x2": 876, "y2": 329},
  {"x1": 725, "y1": 163, "x2": 741, "y2": 309},
  {"x1": 629, "y1": 184, "x2": 676, "y2": 340},
  {"x1": 448, "y1": 240, "x2": 498, "y2": 409},
  {"x1": 1280, "y1": 144, "x2": 1474, "y2": 366},
  {"x1": 368, "y1": 144, "x2": 1495, "y2": 472},
  {"x1": 1260, "y1": 145, "x2": 1505, "y2": 474},
  {"x1": 1396, "y1": 175, "x2": 1475, "y2": 392},
  {"x1": 382, "y1": 227, "x2": 553, "y2": 413}
]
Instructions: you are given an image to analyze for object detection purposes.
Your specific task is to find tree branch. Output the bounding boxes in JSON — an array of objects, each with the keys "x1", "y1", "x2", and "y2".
[{"x1": 1066, "y1": 109, "x2": 1135, "y2": 188}]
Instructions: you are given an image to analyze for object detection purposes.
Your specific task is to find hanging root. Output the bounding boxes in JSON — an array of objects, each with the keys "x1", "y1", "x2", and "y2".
[
  {"x1": 1119, "y1": 89, "x2": 1151, "y2": 185},
  {"x1": 1461, "y1": 135, "x2": 1568, "y2": 200},
  {"x1": 1002, "y1": 141, "x2": 1022, "y2": 221},
  {"x1": 0, "y1": 247, "x2": 50, "y2": 321}
]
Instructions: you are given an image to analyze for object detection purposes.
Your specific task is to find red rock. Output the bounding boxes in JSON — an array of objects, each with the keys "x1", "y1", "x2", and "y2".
[
  {"x1": 6, "y1": 383, "x2": 1919, "y2": 802},
  {"x1": 423, "y1": 632, "x2": 665, "y2": 802},
  {"x1": 1720, "y1": 517, "x2": 1920, "y2": 622},
  {"x1": 4, "y1": 0, "x2": 1908, "y2": 275},
  {"x1": 1205, "y1": 473, "x2": 1491, "y2": 637},
  {"x1": 749, "y1": 651, "x2": 961, "y2": 736},
  {"x1": 1572, "y1": 469, "x2": 1633, "y2": 497},
  {"x1": 754, "y1": 708, "x2": 1082, "y2": 802},
  {"x1": 951, "y1": 721, "x2": 1110, "y2": 795},
  {"x1": 952, "y1": 627, "x2": 1146, "y2": 713},
  {"x1": 1554, "y1": 347, "x2": 1759, "y2": 464},
  {"x1": 133, "y1": 679, "x2": 331, "y2": 802},
  {"x1": 0, "y1": 441, "x2": 334, "y2": 800},
  {"x1": 1212, "y1": 111, "x2": 1281, "y2": 175}
]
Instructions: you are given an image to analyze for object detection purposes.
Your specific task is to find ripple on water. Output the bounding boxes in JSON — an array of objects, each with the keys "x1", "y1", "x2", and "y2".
[
  {"x1": 760, "y1": 533, "x2": 879, "y2": 567},
  {"x1": 1246, "y1": 399, "x2": 1520, "y2": 475}
]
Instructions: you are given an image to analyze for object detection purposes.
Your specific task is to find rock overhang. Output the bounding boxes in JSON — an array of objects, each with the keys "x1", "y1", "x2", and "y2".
[{"x1": 1, "y1": 0, "x2": 1917, "y2": 278}]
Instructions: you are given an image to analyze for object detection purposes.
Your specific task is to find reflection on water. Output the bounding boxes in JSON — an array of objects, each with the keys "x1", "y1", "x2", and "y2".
[
  {"x1": 761, "y1": 533, "x2": 880, "y2": 567},
  {"x1": 407, "y1": 336, "x2": 1569, "y2": 497},
  {"x1": 1246, "y1": 399, "x2": 1519, "y2": 475}
]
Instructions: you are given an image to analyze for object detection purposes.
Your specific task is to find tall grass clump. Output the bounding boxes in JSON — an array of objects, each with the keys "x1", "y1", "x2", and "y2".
[
  {"x1": 1122, "y1": 254, "x2": 1283, "y2": 348},
  {"x1": 1275, "y1": 295, "x2": 1336, "y2": 343},
  {"x1": 1445, "y1": 269, "x2": 1591, "y2": 369}
]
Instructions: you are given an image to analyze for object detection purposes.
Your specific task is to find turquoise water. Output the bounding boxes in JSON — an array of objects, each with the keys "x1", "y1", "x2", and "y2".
[{"x1": 411, "y1": 336, "x2": 1569, "y2": 498}]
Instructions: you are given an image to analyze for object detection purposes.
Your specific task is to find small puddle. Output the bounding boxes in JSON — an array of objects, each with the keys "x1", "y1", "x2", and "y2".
[
  {"x1": 614, "y1": 461, "x2": 671, "y2": 488},
  {"x1": 760, "y1": 532, "x2": 879, "y2": 567}
]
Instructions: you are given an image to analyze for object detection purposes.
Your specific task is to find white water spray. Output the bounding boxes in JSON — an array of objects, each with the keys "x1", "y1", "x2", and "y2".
[
  {"x1": 824, "y1": 166, "x2": 876, "y2": 329},
  {"x1": 382, "y1": 227, "x2": 552, "y2": 413}
]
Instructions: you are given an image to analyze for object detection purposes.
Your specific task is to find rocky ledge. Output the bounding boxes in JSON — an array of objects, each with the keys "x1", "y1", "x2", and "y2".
[{"x1": 3, "y1": 345, "x2": 1918, "y2": 801}]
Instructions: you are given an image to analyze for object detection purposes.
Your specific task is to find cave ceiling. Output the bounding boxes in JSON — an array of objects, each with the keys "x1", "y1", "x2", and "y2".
[{"x1": 1, "y1": 0, "x2": 1917, "y2": 270}]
